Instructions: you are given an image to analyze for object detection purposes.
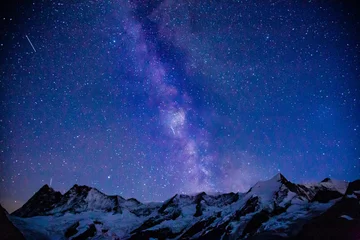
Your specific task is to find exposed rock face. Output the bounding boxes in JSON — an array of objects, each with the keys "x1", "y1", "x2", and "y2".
[
  {"x1": 12, "y1": 184, "x2": 153, "y2": 218},
  {"x1": 64, "y1": 221, "x2": 80, "y2": 238},
  {"x1": 72, "y1": 223, "x2": 97, "y2": 240},
  {"x1": 48, "y1": 184, "x2": 119, "y2": 214},
  {"x1": 295, "y1": 179, "x2": 360, "y2": 240},
  {"x1": 311, "y1": 189, "x2": 343, "y2": 203},
  {"x1": 7, "y1": 174, "x2": 359, "y2": 239},
  {"x1": 345, "y1": 179, "x2": 360, "y2": 195},
  {"x1": 12, "y1": 184, "x2": 62, "y2": 217}
]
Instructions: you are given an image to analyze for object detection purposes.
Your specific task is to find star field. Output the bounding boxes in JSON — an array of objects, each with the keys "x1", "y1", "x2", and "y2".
[{"x1": 0, "y1": 0, "x2": 359, "y2": 213}]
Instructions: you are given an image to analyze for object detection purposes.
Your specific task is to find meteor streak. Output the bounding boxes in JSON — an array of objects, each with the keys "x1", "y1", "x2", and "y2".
[{"x1": 25, "y1": 35, "x2": 36, "y2": 52}]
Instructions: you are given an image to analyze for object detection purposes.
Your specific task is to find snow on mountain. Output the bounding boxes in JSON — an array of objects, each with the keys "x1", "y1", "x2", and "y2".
[
  {"x1": 245, "y1": 173, "x2": 303, "y2": 207},
  {"x1": 303, "y1": 177, "x2": 349, "y2": 195},
  {"x1": 8, "y1": 173, "x2": 359, "y2": 239},
  {"x1": 319, "y1": 178, "x2": 349, "y2": 194},
  {"x1": 340, "y1": 215, "x2": 354, "y2": 220},
  {"x1": 47, "y1": 184, "x2": 119, "y2": 214}
]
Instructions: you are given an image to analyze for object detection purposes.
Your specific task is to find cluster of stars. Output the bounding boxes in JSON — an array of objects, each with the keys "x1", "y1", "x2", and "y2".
[{"x1": 0, "y1": 1, "x2": 359, "y2": 213}]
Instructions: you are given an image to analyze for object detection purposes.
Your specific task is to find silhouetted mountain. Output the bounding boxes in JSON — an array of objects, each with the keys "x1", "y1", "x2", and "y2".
[
  {"x1": 12, "y1": 184, "x2": 62, "y2": 217},
  {"x1": 295, "y1": 179, "x2": 360, "y2": 240},
  {"x1": 0, "y1": 204, "x2": 25, "y2": 240},
  {"x1": 8, "y1": 174, "x2": 359, "y2": 239}
]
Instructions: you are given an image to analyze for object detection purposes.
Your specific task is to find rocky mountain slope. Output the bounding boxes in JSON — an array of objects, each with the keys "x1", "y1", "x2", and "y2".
[{"x1": 7, "y1": 173, "x2": 360, "y2": 239}]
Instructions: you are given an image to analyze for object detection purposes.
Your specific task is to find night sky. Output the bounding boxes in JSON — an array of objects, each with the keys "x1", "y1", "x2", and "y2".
[{"x1": 1, "y1": 1, "x2": 359, "y2": 213}]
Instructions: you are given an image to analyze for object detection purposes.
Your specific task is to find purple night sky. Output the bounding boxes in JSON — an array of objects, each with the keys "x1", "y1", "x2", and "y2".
[{"x1": 0, "y1": 0, "x2": 359, "y2": 213}]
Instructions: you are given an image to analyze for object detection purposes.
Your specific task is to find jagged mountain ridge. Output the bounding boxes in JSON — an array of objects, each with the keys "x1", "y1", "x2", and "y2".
[
  {"x1": 8, "y1": 173, "x2": 360, "y2": 239},
  {"x1": 12, "y1": 183, "x2": 157, "y2": 218},
  {"x1": 11, "y1": 184, "x2": 62, "y2": 218}
]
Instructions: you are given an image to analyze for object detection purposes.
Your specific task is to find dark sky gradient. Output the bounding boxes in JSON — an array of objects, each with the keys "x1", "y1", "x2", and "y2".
[{"x1": 1, "y1": 0, "x2": 359, "y2": 213}]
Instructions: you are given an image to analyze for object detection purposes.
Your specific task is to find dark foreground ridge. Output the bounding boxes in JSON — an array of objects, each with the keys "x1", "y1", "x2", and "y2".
[
  {"x1": 0, "y1": 204, "x2": 25, "y2": 240},
  {"x1": 7, "y1": 173, "x2": 360, "y2": 239}
]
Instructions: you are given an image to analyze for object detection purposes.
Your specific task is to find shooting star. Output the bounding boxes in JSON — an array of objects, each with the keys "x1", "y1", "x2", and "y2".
[
  {"x1": 170, "y1": 126, "x2": 175, "y2": 135},
  {"x1": 50, "y1": 177, "x2": 53, "y2": 186},
  {"x1": 25, "y1": 35, "x2": 36, "y2": 52}
]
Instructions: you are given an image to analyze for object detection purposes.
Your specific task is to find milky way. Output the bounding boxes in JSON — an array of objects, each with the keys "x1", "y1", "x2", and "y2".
[{"x1": 0, "y1": 1, "x2": 359, "y2": 213}]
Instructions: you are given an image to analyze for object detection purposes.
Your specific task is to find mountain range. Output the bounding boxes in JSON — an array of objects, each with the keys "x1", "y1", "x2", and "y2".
[{"x1": 2, "y1": 173, "x2": 359, "y2": 239}]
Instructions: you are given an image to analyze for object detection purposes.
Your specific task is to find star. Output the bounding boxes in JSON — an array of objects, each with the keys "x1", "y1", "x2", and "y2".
[{"x1": 0, "y1": 0, "x2": 358, "y2": 213}]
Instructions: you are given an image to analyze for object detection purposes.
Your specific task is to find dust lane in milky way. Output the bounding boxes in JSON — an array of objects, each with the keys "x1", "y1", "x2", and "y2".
[{"x1": 122, "y1": 11, "x2": 215, "y2": 193}]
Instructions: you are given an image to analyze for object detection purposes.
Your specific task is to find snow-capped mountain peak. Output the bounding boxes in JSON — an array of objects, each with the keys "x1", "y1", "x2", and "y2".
[
  {"x1": 8, "y1": 174, "x2": 359, "y2": 240},
  {"x1": 245, "y1": 173, "x2": 308, "y2": 208},
  {"x1": 319, "y1": 178, "x2": 348, "y2": 194}
]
